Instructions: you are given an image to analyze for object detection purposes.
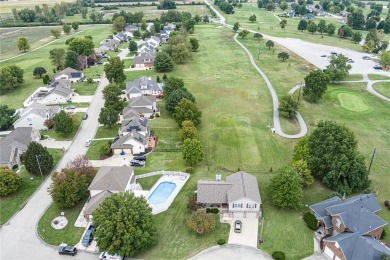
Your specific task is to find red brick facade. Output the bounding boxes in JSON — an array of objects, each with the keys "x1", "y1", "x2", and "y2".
[
  {"x1": 323, "y1": 241, "x2": 345, "y2": 260},
  {"x1": 365, "y1": 226, "x2": 385, "y2": 240}
]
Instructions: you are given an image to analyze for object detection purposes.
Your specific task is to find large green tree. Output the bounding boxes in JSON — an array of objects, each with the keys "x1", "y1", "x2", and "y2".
[
  {"x1": 165, "y1": 88, "x2": 195, "y2": 113},
  {"x1": 266, "y1": 40, "x2": 274, "y2": 50},
  {"x1": 63, "y1": 24, "x2": 71, "y2": 35},
  {"x1": 182, "y1": 138, "x2": 203, "y2": 166},
  {"x1": 49, "y1": 48, "x2": 66, "y2": 69},
  {"x1": 309, "y1": 120, "x2": 370, "y2": 194},
  {"x1": 93, "y1": 192, "x2": 157, "y2": 257},
  {"x1": 269, "y1": 167, "x2": 303, "y2": 209},
  {"x1": 317, "y1": 20, "x2": 327, "y2": 35},
  {"x1": 65, "y1": 50, "x2": 79, "y2": 70},
  {"x1": 325, "y1": 54, "x2": 352, "y2": 82},
  {"x1": 102, "y1": 84, "x2": 124, "y2": 112},
  {"x1": 128, "y1": 40, "x2": 137, "y2": 52},
  {"x1": 98, "y1": 106, "x2": 119, "y2": 128},
  {"x1": 69, "y1": 38, "x2": 94, "y2": 56},
  {"x1": 173, "y1": 98, "x2": 202, "y2": 127},
  {"x1": 51, "y1": 28, "x2": 61, "y2": 39},
  {"x1": 307, "y1": 21, "x2": 318, "y2": 34},
  {"x1": 0, "y1": 65, "x2": 24, "y2": 94},
  {"x1": 187, "y1": 210, "x2": 216, "y2": 234},
  {"x1": 104, "y1": 57, "x2": 126, "y2": 85},
  {"x1": 303, "y1": 70, "x2": 329, "y2": 103},
  {"x1": 113, "y1": 16, "x2": 126, "y2": 32},
  {"x1": 154, "y1": 52, "x2": 174, "y2": 72},
  {"x1": 17, "y1": 36, "x2": 30, "y2": 52},
  {"x1": 278, "y1": 95, "x2": 298, "y2": 117},
  {"x1": 297, "y1": 19, "x2": 308, "y2": 31},
  {"x1": 179, "y1": 120, "x2": 197, "y2": 142},
  {"x1": 24, "y1": 142, "x2": 53, "y2": 176},
  {"x1": 33, "y1": 67, "x2": 47, "y2": 78},
  {"x1": 379, "y1": 51, "x2": 390, "y2": 68},
  {"x1": 54, "y1": 111, "x2": 74, "y2": 136},
  {"x1": 0, "y1": 167, "x2": 22, "y2": 196},
  {"x1": 171, "y1": 42, "x2": 192, "y2": 63},
  {"x1": 71, "y1": 21, "x2": 79, "y2": 31},
  {"x1": 0, "y1": 105, "x2": 16, "y2": 130},
  {"x1": 163, "y1": 77, "x2": 185, "y2": 98}
]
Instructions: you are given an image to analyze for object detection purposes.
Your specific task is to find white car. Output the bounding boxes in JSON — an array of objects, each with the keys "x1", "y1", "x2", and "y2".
[
  {"x1": 85, "y1": 139, "x2": 92, "y2": 147},
  {"x1": 99, "y1": 252, "x2": 123, "y2": 260}
]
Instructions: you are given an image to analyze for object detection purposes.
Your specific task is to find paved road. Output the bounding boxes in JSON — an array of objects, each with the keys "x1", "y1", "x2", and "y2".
[
  {"x1": 190, "y1": 244, "x2": 273, "y2": 260},
  {"x1": 0, "y1": 77, "x2": 108, "y2": 260},
  {"x1": 234, "y1": 34, "x2": 308, "y2": 139}
]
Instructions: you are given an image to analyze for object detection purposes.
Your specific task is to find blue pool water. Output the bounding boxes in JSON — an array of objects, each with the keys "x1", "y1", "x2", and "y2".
[{"x1": 148, "y1": 182, "x2": 177, "y2": 205}]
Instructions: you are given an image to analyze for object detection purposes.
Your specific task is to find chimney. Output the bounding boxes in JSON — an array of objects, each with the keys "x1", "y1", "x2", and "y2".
[{"x1": 216, "y1": 173, "x2": 221, "y2": 181}]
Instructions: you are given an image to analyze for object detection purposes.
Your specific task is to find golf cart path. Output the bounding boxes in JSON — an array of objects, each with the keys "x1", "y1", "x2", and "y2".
[
  {"x1": 339, "y1": 75, "x2": 390, "y2": 102},
  {"x1": 234, "y1": 34, "x2": 307, "y2": 139}
]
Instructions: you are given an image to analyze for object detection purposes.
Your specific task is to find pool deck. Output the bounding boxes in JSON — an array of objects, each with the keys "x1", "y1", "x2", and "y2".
[{"x1": 134, "y1": 171, "x2": 190, "y2": 214}]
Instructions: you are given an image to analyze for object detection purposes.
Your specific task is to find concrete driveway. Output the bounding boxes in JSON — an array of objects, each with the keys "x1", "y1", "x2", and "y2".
[
  {"x1": 40, "y1": 140, "x2": 71, "y2": 150},
  {"x1": 71, "y1": 95, "x2": 93, "y2": 103},
  {"x1": 228, "y1": 218, "x2": 259, "y2": 248},
  {"x1": 190, "y1": 244, "x2": 273, "y2": 260},
  {"x1": 89, "y1": 154, "x2": 134, "y2": 167}
]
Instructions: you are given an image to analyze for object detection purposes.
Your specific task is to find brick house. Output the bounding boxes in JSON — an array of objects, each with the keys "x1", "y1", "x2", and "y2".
[{"x1": 309, "y1": 194, "x2": 390, "y2": 260}]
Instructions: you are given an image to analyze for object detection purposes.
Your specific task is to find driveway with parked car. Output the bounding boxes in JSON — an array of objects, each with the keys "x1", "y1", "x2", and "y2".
[{"x1": 228, "y1": 218, "x2": 259, "y2": 248}]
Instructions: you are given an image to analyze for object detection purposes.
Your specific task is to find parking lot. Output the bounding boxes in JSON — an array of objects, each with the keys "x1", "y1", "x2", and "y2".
[{"x1": 228, "y1": 218, "x2": 259, "y2": 248}]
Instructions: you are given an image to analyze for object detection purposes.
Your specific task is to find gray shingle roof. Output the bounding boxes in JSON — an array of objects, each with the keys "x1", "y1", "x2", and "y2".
[
  {"x1": 57, "y1": 67, "x2": 80, "y2": 78},
  {"x1": 14, "y1": 102, "x2": 61, "y2": 125},
  {"x1": 120, "y1": 116, "x2": 148, "y2": 133},
  {"x1": 197, "y1": 171, "x2": 261, "y2": 204},
  {"x1": 84, "y1": 190, "x2": 113, "y2": 215},
  {"x1": 126, "y1": 76, "x2": 159, "y2": 93},
  {"x1": 50, "y1": 80, "x2": 72, "y2": 97},
  {"x1": 0, "y1": 127, "x2": 35, "y2": 164},
  {"x1": 88, "y1": 166, "x2": 134, "y2": 191},
  {"x1": 309, "y1": 196, "x2": 342, "y2": 217},
  {"x1": 110, "y1": 130, "x2": 147, "y2": 149},
  {"x1": 133, "y1": 53, "x2": 155, "y2": 65},
  {"x1": 128, "y1": 95, "x2": 156, "y2": 108}
]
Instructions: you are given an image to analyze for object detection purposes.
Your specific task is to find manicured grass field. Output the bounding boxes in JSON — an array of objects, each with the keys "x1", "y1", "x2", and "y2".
[
  {"x1": 37, "y1": 198, "x2": 86, "y2": 246},
  {"x1": 372, "y1": 82, "x2": 390, "y2": 98},
  {"x1": 337, "y1": 92, "x2": 370, "y2": 112},
  {"x1": 40, "y1": 113, "x2": 83, "y2": 141},
  {"x1": 0, "y1": 25, "x2": 112, "y2": 109},
  {"x1": 0, "y1": 148, "x2": 63, "y2": 225},
  {"x1": 368, "y1": 74, "x2": 390, "y2": 80},
  {"x1": 345, "y1": 74, "x2": 364, "y2": 81},
  {"x1": 86, "y1": 140, "x2": 109, "y2": 160},
  {"x1": 94, "y1": 125, "x2": 119, "y2": 139},
  {"x1": 72, "y1": 82, "x2": 98, "y2": 96},
  {"x1": 0, "y1": 0, "x2": 74, "y2": 17},
  {"x1": 85, "y1": 126, "x2": 119, "y2": 160},
  {"x1": 136, "y1": 175, "x2": 161, "y2": 190}
]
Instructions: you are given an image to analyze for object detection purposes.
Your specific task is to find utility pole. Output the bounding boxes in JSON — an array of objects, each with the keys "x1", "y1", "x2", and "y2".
[
  {"x1": 368, "y1": 148, "x2": 376, "y2": 172},
  {"x1": 36, "y1": 155, "x2": 43, "y2": 177}
]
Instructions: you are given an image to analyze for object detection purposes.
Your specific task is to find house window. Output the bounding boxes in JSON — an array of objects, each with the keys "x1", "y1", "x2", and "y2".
[
  {"x1": 247, "y1": 203, "x2": 256, "y2": 209},
  {"x1": 335, "y1": 218, "x2": 342, "y2": 229},
  {"x1": 233, "y1": 203, "x2": 242, "y2": 208},
  {"x1": 144, "y1": 59, "x2": 150, "y2": 62}
]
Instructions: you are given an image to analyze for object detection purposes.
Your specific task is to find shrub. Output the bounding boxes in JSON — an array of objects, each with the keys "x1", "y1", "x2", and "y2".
[
  {"x1": 328, "y1": 191, "x2": 342, "y2": 199},
  {"x1": 384, "y1": 200, "x2": 389, "y2": 207},
  {"x1": 303, "y1": 212, "x2": 318, "y2": 231},
  {"x1": 185, "y1": 167, "x2": 193, "y2": 174},
  {"x1": 155, "y1": 113, "x2": 160, "y2": 118},
  {"x1": 217, "y1": 239, "x2": 226, "y2": 245},
  {"x1": 207, "y1": 208, "x2": 219, "y2": 214},
  {"x1": 272, "y1": 251, "x2": 286, "y2": 260},
  {"x1": 0, "y1": 167, "x2": 22, "y2": 196},
  {"x1": 187, "y1": 210, "x2": 216, "y2": 234},
  {"x1": 187, "y1": 194, "x2": 199, "y2": 211},
  {"x1": 381, "y1": 228, "x2": 387, "y2": 240},
  {"x1": 149, "y1": 115, "x2": 155, "y2": 119}
]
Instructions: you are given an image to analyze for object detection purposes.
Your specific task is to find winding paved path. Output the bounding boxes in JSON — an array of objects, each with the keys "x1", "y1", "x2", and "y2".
[{"x1": 234, "y1": 34, "x2": 307, "y2": 138}]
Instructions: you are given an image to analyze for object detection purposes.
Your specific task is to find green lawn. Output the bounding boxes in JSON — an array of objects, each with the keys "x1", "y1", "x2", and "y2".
[
  {"x1": 72, "y1": 82, "x2": 99, "y2": 95},
  {"x1": 86, "y1": 140, "x2": 109, "y2": 160},
  {"x1": 85, "y1": 126, "x2": 119, "y2": 160},
  {"x1": 123, "y1": 59, "x2": 133, "y2": 69},
  {"x1": 0, "y1": 149, "x2": 63, "y2": 225},
  {"x1": 345, "y1": 74, "x2": 364, "y2": 81},
  {"x1": 94, "y1": 125, "x2": 119, "y2": 139},
  {"x1": 368, "y1": 74, "x2": 390, "y2": 80},
  {"x1": 41, "y1": 113, "x2": 83, "y2": 141},
  {"x1": 136, "y1": 175, "x2": 161, "y2": 190},
  {"x1": 37, "y1": 198, "x2": 86, "y2": 246},
  {"x1": 372, "y1": 82, "x2": 390, "y2": 98},
  {"x1": 0, "y1": 25, "x2": 112, "y2": 109}
]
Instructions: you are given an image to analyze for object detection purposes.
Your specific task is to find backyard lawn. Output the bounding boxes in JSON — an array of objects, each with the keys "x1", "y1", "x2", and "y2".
[{"x1": 0, "y1": 148, "x2": 63, "y2": 225}]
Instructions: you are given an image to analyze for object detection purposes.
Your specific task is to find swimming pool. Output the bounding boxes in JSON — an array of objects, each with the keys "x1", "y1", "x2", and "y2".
[{"x1": 148, "y1": 182, "x2": 177, "y2": 205}]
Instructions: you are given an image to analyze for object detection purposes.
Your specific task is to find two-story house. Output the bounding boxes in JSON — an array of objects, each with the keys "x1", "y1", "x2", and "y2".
[
  {"x1": 133, "y1": 52, "x2": 156, "y2": 69},
  {"x1": 125, "y1": 77, "x2": 163, "y2": 99}
]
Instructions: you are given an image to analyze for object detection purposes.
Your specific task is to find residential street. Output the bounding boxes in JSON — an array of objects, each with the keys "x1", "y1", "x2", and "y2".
[{"x1": 0, "y1": 77, "x2": 108, "y2": 260}]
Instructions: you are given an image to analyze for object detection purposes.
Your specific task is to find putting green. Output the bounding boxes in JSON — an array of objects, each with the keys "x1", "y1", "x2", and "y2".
[{"x1": 338, "y1": 93, "x2": 370, "y2": 112}]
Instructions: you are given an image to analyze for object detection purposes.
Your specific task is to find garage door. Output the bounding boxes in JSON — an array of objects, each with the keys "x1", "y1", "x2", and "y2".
[
  {"x1": 324, "y1": 246, "x2": 334, "y2": 259},
  {"x1": 335, "y1": 256, "x2": 341, "y2": 260}
]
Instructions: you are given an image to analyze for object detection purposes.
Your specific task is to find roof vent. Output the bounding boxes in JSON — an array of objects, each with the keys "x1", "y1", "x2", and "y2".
[{"x1": 216, "y1": 173, "x2": 221, "y2": 181}]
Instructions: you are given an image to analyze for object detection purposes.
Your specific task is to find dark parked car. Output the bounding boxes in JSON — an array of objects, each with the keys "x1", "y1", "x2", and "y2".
[
  {"x1": 58, "y1": 246, "x2": 77, "y2": 256},
  {"x1": 234, "y1": 220, "x2": 242, "y2": 233},
  {"x1": 373, "y1": 65, "x2": 383, "y2": 70},
  {"x1": 347, "y1": 59, "x2": 354, "y2": 63},
  {"x1": 130, "y1": 160, "x2": 145, "y2": 167},
  {"x1": 362, "y1": 56, "x2": 370, "y2": 60},
  {"x1": 82, "y1": 113, "x2": 88, "y2": 120},
  {"x1": 134, "y1": 155, "x2": 146, "y2": 161},
  {"x1": 330, "y1": 51, "x2": 337, "y2": 55},
  {"x1": 320, "y1": 54, "x2": 327, "y2": 57},
  {"x1": 81, "y1": 225, "x2": 96, "y2": 246}
]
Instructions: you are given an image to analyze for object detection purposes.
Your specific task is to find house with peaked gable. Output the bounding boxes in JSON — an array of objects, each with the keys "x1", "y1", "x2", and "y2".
[
  {"x1": 137, "y1": 42, "x2": 156, "y2": 55},
  {"x1": 0, "y1": 127, "x2": 40, "y2": 169},
  {"x1": 119, "y1": 116, "x2": 149, "y2": 136},
  {"x1": 197, "y1": 171, "x2": 262, "y2": 218},
  {"x1": 110, "y1": 129, "x2": 149, "y2": 155},
  {"x1": 128, "y1": 95, "x2": 158, "y2": 113},
  {"x1": 100, "y1": 39, "x2": 120, "y2": 51},
  {"x1": 145, "y1": 36, "x2": 161, "y2": 49},
  {"x1": 122, "y1": 106, "x2": 153, "y2": 119},
  {"x1": 125, "y1": 24, "x2": 138, "y2": 32},
  {"x1": 125, "y1": 77, "x2": 162, "y2": 99},
  {"x1": 84, "y1": 166, "x2": 135, "y2": 221},
  {"x1": 133, "y1": 52, "x2": 156, "y2": 69},
  {"x1": 55, "y1": 67, "x2": 84, "y2": 83},
  {"x1": 39, "y1": 80, "x2": 73, "y2": 105},
  {"x1": 13, "y1": 102, "x2": 61, "y2": 130},
  {"x1": 309, "y1": 194, "x2": 390, "y2": 260}
]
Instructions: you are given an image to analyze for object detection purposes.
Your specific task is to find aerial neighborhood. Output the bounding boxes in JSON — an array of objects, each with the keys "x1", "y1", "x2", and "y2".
[{"x1": 0, "y1": 0, "x2": 389, "y2": 259}]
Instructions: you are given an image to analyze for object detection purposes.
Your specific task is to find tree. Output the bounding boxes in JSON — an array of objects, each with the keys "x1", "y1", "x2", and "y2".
[
  {"x1": 280, "y1": 1, "x2": 288, "y2": 11},
  {"x1": 63, "y1": 24, "x2": 71, "y2": 35},
  {"x1": 18, "y1": 8, "x2": 36, "y2": 22},
  {"x1": 113, "y1": 16, "x2": 126, "y2": 32},
  {"x1": 164, "y1": 77, "x2": 185, "y2": 98},
  {"x1": 179, "y1": 120, "x2": 197, "y2": 141},
  {"x1": 49, "y1": 48, "x2": 66, "y2": 69},
  {"x1": 291, "y1": 136, "x2": 310, "y2": 163},
  {"x1": 307, "y1": 22, "x2": 318, "y2": 34},
  {"x1": 99, "y1": 106, "x2": 119, "y2": 128},
  {"x1": 338, "y1": 25, "x2": 353, "y2": 38},
  {"x1": 51, "y1": 28, "x2": 61, "y2": 39},
  {"x1": 17, "y1": 37, "x2": 30, "y2": 52},
  {"x1": 325, "y1": 54, "x2": 352, "y2": 82},
  {"x1": 65, "y1": 50, "x2": 79, "y2": 69},
  {"x1": 187, "y1": 210, "x2": 216, "y2": 234},
  {"x1": 133, "y1": 30, "x2": 141, "y2": 38},
  {"x1": 303, "y1": 70, "x2": 329, "y2": 103},
  {"x1": 269, "y1": 167, "x2": 303, "y2": 209},
  {"x1": 347, "y1": 9, "x2": 365, "y2": 30},
  {"x1": 102, "y1": 84, "x2": 124, "y2": 113},
  {"x1": 93, "y1": 192, "x2": 157, "y2": 257},
  {"x1": 309, "y1": 120, "x2": 370, "y2": 194},
  {"x1": 24, "y1": 142, "x2": 53, "y2": 176},
  {"x1": 327, "y1": 23, "x2": 336, "y2": 36},
  {"x1": 254, "y1": 33, "x2": 263, "y2": 41},
  {"x1": 171, "y1": 42, "x2": 192, "y2": 63},
  {"x1": 174, "y1": 98, "x2": 202, "y2": 127},
  {"x1": 233, "y1": 22, "x2": 240, "y2": 32},
  {"x1": 33, "y1": 67, "x2": 47, "y2": 78},
  {"x1": 266, "y1": 40, "x2": 274, "y2": 50},
  {"x1": 49, "y1": 167, "x2": 95, "y2": 208},
  {"x1": 154, "y1": 52, "x2": 174, "y2": 72},
  {"x1": 128, "y1": 40, "x2": 137, "y2": 52},
  {"x1": 238, "y1": 30, "x2": 250, "y2": 39},
  {"x1": 54, "y1": 111, "x2": 74, "y2": 135},
  {"x1": 291, "y1": 160, "x2": 314, "y2": 187},
  {"x1": 297, "y1": 19, "x2": 308, "y2": 31},
  {"x1": 351, "y1": 31, "x2": 362, "y2": 43},
  {"x1": 0, "y1": 167, "x2": 22, "y2": 196},
  {"x1": 182, "y1": 138, "x2": 203, "y2": 166},
  {"x1": 0, "y1": 65, "x2": 24, "y2": 94},
  {"x1": 71, "y1": 21, "x2": 79, "y2": 31},
  {"x1": 104, "y1": 57, "x2": 126, "y2": 85},
  {"x1": 317, "y1": 20, "x2": 327, "y2": 35},
  {"x1": 280, "y1": 19, "x2": 287, "y2": 30},
  {"x1": 0, "y1": 105, "x2": 16, "y2": 130},
  {"x1": 249, "y1": 14, "x2": 257, "y2": 23},
  {"x1": 165, "y1": 88, "x2": 195, "y2": 113},
  {"x1": 278, "y1": 95, "x2": 298, "y2": 117},
  {"x1": 278, "y1": 52, "x2": 289, "y2": 61},
  {"x1": 69, "y1": 38, "x2": 94, "y2": 56},
  {"x1": 189, "y1": 38, "x2": 199, "y2": 52},
  {"x1": 43, "y1": 74, "x2": 50, "y2": 85},
  {"x1": 379, "y1": 52, "x2": 390, "y2": 68}
]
